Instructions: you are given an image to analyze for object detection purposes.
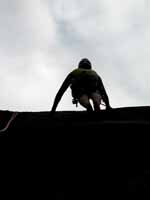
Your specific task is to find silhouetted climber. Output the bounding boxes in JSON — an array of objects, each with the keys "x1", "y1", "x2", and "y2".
[{"x1": 51, "y1": 58, "x2": 111, "y2": 113}]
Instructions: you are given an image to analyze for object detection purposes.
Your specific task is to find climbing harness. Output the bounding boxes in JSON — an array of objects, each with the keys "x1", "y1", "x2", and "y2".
[{"x1": 72, "y1": 98, "x2": 78, "y2": 107}]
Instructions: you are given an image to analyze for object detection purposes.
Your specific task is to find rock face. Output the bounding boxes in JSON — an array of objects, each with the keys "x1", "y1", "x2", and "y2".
[
  {"x1": 1, "y1": 106, "x2": 150, "y2": 195},
  {"x1": 1, "y1": 106, "x2": 150, "y2": 132}
]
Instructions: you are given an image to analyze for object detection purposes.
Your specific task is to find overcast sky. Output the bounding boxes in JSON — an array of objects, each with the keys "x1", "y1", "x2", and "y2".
[{"x1": 0, "y1": 0, "x2": 150, "y2": 111}]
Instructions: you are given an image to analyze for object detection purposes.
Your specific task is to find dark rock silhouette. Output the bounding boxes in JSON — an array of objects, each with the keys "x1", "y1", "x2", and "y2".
[
  {"x1": 56, "y1": 192, "x2": 64, "y2": 200},
  {"x1": 1, "y1": 106, "x2": 150, "y2": 195},
  {"x1": 1, "y1": 106, "x2": 150, "y2": 133}
]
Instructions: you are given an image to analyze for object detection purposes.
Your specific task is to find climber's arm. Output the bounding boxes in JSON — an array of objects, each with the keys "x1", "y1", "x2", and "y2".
[
  {"x1": 98, "y1": 77, "x2": 111, "y2": 109},
  {"x1": 51, "y1": 74, "x2": 72, "y2": 113}
]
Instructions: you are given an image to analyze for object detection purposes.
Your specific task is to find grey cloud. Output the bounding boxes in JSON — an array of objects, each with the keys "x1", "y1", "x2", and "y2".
[{"x1": 0, "y1": 0, "x2": 150, "y2": 111}]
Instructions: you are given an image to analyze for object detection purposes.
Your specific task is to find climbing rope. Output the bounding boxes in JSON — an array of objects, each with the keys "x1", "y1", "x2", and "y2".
[{"x1": 0, "y1": 112, "x2": 19, "y2": 133}]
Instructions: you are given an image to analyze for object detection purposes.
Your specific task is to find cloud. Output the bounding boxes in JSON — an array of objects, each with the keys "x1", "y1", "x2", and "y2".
[{"x1": 0, "y1": 0, "x2": 150, "y2": 111}]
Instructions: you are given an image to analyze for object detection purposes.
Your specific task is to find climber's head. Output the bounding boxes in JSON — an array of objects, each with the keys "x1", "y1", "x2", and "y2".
[{"x1": 78, "y1": 58, "x2": 92, "y2": 69}]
